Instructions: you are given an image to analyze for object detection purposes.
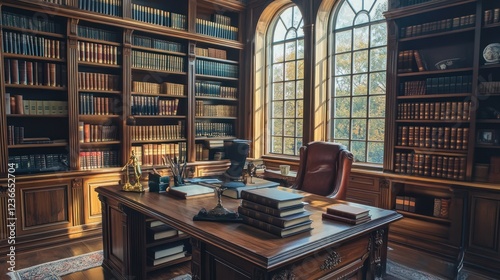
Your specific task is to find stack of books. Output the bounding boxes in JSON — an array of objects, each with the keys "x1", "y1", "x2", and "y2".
[
  {"x1": 239, "y1": 188, "x2": 312, "y2": 238},
  {"x1": 322, "y1": 204, "x2": 371, "y2": 225},
  {"x1": 146, "y1": 221, "x2": 188, "y2": 266}
]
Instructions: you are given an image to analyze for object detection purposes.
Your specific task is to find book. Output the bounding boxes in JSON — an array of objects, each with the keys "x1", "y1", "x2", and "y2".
[
  {"x1": 240, "y1": 214, "x2": 312, "y2": 238},
  {"x1": 168, "y1": 184, "x2": 214, "y2": 199},
  {"x1": 326, "y1": 204, "x2": 370, "y2": 220},
  {"x1": 147, "y1": 240, "x2": 186, "y2": 259},
  {"x1": 241, "y1": 200, "x2": 305, "y2": 217},
  {"x1": 148, "y1": 220, "x2": 166, "y2": 228},
  {"x1": 322, "y1": 213, "x2": 371, "y2": 225},
  {"x1": 147, "y1": 224, "x2": 178, "y2": 241},
  {"x1": 147, "y1": 251, "x2": 187, "y2": 266},
  {"x1": 238, "y1": 206, "x2": 310, "y2": 228},
  {"x1": 222, "y1": 178, "x2": 279, "y2": 199},
  {"x1": 240, "y1": 188, "x2": 304, "y2": 209}
]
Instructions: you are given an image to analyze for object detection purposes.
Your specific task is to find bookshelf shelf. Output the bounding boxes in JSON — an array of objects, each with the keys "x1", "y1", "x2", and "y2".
[
  {"x1": 196, "y1": 74, "x2": 238, "y2": 81},
  {"x1": 397, "y1": 67, "x2": 473, "y2": 77},
  {"x1": 395, "y1": 120, "x2": 470, "y2": 124},
  {"x1": 1, "y1": 26, "x2": 66, "y2": 38},
  {"x1": 399, "y1": 27, "x2": 475, "y2": 43},
  {"x1": 131, "y1": 92, "x2": 187, "y2": 98},
  {"x1": 78, "y1": 90, "x2": 122, "y2": 95},
  {"x1": 196, "y1": 116, "x2": 237, "y2": 120},
  {"x1": 80, "y1": 141, "x2": 121, "y2": 147},
  {"x1": 8, "y1": 143, "x2": 68, "y2": 149},
  {"x1": 397, "y1": 93, "x2": 471, "y2": 99},
  {"x1": 7, "y1": 114, "x2": 67, "y2": 118},
  {"x1": 76, "y1": 37, "x2": 122, "y2": 46},
  {"x1": 2, "y1": 53, "x2": 65, "y2": 62},
  {"x1": 131, "y1": 67, "x2": 186, "y2": 75},
  {"x1": 132, "y1": 139, "x2": 187, "y2": 144},
  {"x1": 396, "y1": 210, "x2": 451, "y2": 224},
  {"x1": 131, "y1": 115, "x2": 186, "y2": 119},
  {"x1": 196, "y1": 56, "x2": 239, "y2": 65},
  {"x1": 4, "y1": 84, "x2": 67, "y2": 90},
  {"x1": 78, "y1": 61, "x2": 122, "y2": 68}
]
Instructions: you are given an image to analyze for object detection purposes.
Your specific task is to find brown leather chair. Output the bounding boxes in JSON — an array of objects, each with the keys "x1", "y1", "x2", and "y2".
[{"x1": 291, "y1": 141, "x2": 353, "y2": 200}]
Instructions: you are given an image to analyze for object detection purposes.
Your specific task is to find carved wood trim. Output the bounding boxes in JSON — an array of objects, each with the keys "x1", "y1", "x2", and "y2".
[
  {"x1": 271, "y1": 268, "x2": 295, "y2": 280},
  {"x1": 320, "y1": 250, "x2": 342, "y2": 271},
  {"x1": 71, "y1": 178, "x2": 84, "y2": 225}
]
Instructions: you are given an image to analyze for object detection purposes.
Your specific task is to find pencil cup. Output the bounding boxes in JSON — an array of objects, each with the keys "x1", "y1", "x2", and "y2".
[{"x1": 279, "y1": 165, "x2": 290, "y2": 176}]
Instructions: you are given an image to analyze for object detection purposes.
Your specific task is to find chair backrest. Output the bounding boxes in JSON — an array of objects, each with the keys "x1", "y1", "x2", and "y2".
[{"x1": 291, "y1": 141, "x2": 353, "y2": 199}]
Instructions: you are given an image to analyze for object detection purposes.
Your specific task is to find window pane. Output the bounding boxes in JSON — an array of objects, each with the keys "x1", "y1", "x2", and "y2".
[
  {"x1": 272, "y1": 119, "x2": 283, "y2": 135},
  {"x1": 352, "y1": 96, "x2": 367, "y2": 118},
  {"x1": 272, "y1": 101, "x2": 283, "y2": 117},
  {"x1": 285, "y1": 41, "x2": 296, "y2": 61},
  {"x1": 286, "y1": 29, "x2": 297, "y2": 40},
  {"x1": 348, "y1": 0, "x2": 362, "y2": 12},
  {"x1": 297, "y1": 39, "x2": 304, "y2": 59},
  {"x1": 295, "y1": 138, "x2": 303, "y2": 153},
  {"x1": 272, "y1": 136, "x2": 283, "y2": 154},
  {"x1": 272, "y1": 83, "x2": 283, "y2": 100},
  {"x1": 284, "y1": 137, "x2": 295, "y2": 154},
  {"x1": 335, "y1": 30, "x2": 352, "y2": 53},
  {"x1": 371, "y1": 23, "x2": 387, "y2": 47},
  {"x1": 284, "y1": 81, "x2": 295, "y2": 99},
  {"x1": 273, "y1": 21, "x2": 286, "y2": 42},
  {"x1": 297, "y1": 59, "x2": 304, "y2": 79},
  {"x1": 353, "y1": 74, "x2": 368, "y2": 95},
  {"x1": 280, "y1": 8, "x2": 293, "y2": 28},
  {"x1": 296, "y1": 119, "x2": 303, "y2": 137},
  {"x1": 336, "y1": 2, "x2": 355, "y2": 29},
  {"x1": 296, "y1": 80, "x2": 304, "y2": 99},
  {"x1": 369, "y1": 95, "x2": 385, "y2": 117},
  {"x1": 284, "y1": 100, "x2": 295, "y2": 117},
  {"x1": 273, "y1": 44, "x2": 284, "y2": 63},
  {"x1": 369, "y1": 72, "x2": 386, "y2": 95},
  {"x1": 351, "y1": 119, "x2": 366, "y2": 140},
  {"x1": 284, "y1": 119, "x2": 295, "y2": 136},
  {"x1": 335, "y1": 97, "x2": 351, "y2": 118},
  {"x1": 370, "y1": 47, "x2": 386, "y2": 71},
  {"x1": 368, "y1": 119, "x2": 384, "y2": 141},
  {"x1": 335, "y1": 53, "x2": 351, "y2": 75},
  {"x1": 334, "y1": 76, "x2": 351, "y2": 97},
  {"x1": 353, "y1": 50, "x2": 368, "y2": 73},
  {"x1": 350, "y1": 140, "x2": 366, "y2": 162},
  {"x1": 354, "y1": 12, "x2": 369, "y2": 25},
  {"x1": 293, "y1": 6, "x2": 302, "y2": 27},
  {"x1": 370, "y1": 0, "x2": 388, "y2": 21},
  {"x1": 334, "y1": 119, "x2": 350, "y2": 139},
  {"x1": 296, "y1": 100, "x2": 303, "y2": 117},
  {"x1": 285, "y1": 61, "x2": 296, "y2": 81},
  {"x1": 273, "y1": 63, "x2": 283, "y2": 81},
  {"x1": 353, "y1": 26, "x2": 369, "y2": 50},
  {"x1": 367, "y1": 142, "x2": 384, "y2": 164}
]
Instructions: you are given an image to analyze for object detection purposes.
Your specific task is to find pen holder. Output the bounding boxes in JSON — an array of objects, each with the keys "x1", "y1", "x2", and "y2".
[{"x1": 174, "y1": 175, "x2": 185, "y2": 186}]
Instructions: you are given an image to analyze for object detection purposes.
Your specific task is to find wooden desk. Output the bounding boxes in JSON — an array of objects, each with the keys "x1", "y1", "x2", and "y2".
[{"x1": 96, "y1": 185, "x2": 401, "y2": 280}]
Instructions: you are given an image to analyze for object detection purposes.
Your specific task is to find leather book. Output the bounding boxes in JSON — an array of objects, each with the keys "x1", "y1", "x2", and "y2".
[
  {"x1": 241, "y1": 188, "x2": 304, "y2": 209},
  {"x1": 240, "y1": 214, "x2": 312, "y2": 238},
  {"x1": 322, "y1": 213, "x2": 371, "y2": 225},
  {"x1": 240, "y1": 200, "x2": 305, "y2": 218},
  {"x1": 238, "y1": 206, "x2": 309, "y2": 228},
  {"x1": 326, "y1": 204, "x2": 370, "y2": 220}
]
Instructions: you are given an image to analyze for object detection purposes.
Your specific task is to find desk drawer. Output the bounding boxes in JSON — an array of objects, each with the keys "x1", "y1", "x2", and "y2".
[{"x1": 349, "y1": 175, "x2": 380, "y2": 192}]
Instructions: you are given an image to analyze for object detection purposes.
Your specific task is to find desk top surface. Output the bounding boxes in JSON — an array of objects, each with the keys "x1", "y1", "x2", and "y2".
[{"x1": 96, "y1": 185, "x2": 401, "y2": 269}]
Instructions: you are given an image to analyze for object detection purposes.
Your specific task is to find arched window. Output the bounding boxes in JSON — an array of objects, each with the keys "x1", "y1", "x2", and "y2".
[
  {"x1": 330, "y1": 0, "x2": 387, "y2": 164},
  {"x1": 267, "y1": 5, "x2": 304, "y2": 156}
]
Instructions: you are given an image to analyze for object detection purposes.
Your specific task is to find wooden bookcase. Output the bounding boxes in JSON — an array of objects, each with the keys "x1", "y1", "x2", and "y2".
[
  {"x1": 385, "y1": 0, "x2": 500, "y2": 274},
  {"x1": 0, "y1": 0, "x2": 246, "y2": 254}
]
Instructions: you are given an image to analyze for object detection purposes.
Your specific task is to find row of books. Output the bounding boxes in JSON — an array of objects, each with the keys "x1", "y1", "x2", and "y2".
[
  {"x1": 78, "y1": 122, "x2": 118, "y2": 143},
  {"x1": 3, "y1": 31, "x2": 65, "y2": 59},
  {"x1": 398, "y1": 50, "x2": 426, "y2": 72},
  {"x1": 6, "y1": 94, "x2": 68, "y2": 115},
  {"x1": 397, "y1": 126, "x2": 469, "y2": 150},
  {"x1": 78, "y1": 72, "x2": 120, "y2": 91},
  {"x1": 394, "y1": 153, "x2": 466, "y2": 180},
  {"x1": 131, "y1": 96, "x2": 180, "y2": 116},
  {"x1": 239, "y1": 188, "x2": 312, "y2": 238},
  {"x1": 146, "y1": 221, "x2": 187, "y2": 266},
  {"x1": 78, "y1": 41, "x2": 119, "y2": 65},
  {"x1": 132, "y1": 81, "x2": 185, "y2": 96},
  {"x1": 9, "y1": 153, "x2": 68, "y2": 171},
  {"x1": 7, "y1": 126, "x2": 59, "y2": 145},
  {"x1": 2, "y1": 11, "x2": 60, "y2": 33},
  {"x1": 4, "y1": 59, "x2": 66, "y2": 87},
  {"x1": 78, "y1": 25, "x2": 119, "y2": 43},
  {"x1": 195, "y1": 60, "x2": 238, "y2": 78},
  {"x1": 132, "y1": 50, "x2": 184, "y2": 73},
  {"x1": 79, "y1": 0, "x2": 122, "y2": 17},
  {"x1": 79, "y1": 93, "x2": 119, "y2": 115},
  {"x1": 400, "y1": 14, "x2": 475, "y2": 39},
  {"x1": 195, "y1": 122, "x2": 234, "y2": 138},
  {"x1": 195, "y1": 18, "x2": 238, "y2": 41},
  {"x1": 400, "y1": 75, "x2": 473, "y2": 96},
  {"x1": 484, "y1": 9, "x2": 500, "y2": 25},
  {"x1": 132, "y1": 4, "x2": 186, "y2": 30},
  {"x1": 79, "y1": 149, "x2": 120, "y2": 170},
  {"x1": 395, "y1": 195, "x2": 450, "y2": 218},
  {"x1": 194, "y1": 143, "x2": 210, "y2": 161},
  {"x1": 131, "y1": 123, "x2": 184, "y2": 141},
  {"x1": 195, "y1": 102, "x2": 237, "y2": 117},
  {"x1": 131, "y1": 142, "x2": 186, "y2": 166},
  {"x1": 132, "y1": 35, "x2": 183, "y2": 53},
  {"x1": 43, "y1": 0, "x2": 64, "y2": 4},
  {"x1": 195, "y1": 81, "x2": 237, "y2": 99},
  {"x1": 195, "y1": 47, "x2": 227, "y2": 60},
  {"x1": 322, "y1": 204, "x2": 371, "y2": 225},
  {"x1": 397, "y1": 101, "x2": 471, "y2": 121},
  {"x1": 478, "y1": 82, "x2": 500, "y2": 94}
]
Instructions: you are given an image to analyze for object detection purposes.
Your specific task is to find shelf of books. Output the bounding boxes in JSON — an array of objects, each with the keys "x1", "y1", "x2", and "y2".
[
  {"x1": 2, "y1": 6, "x2": 70, "y2": 174},
  {"x1": 144, "y1": 219, "x2": 191, "y2": 274},
  {"x1": 77, "y1": 20, "x2": 123, "y2": 170},
  {"x1": 130, "y1": 30, "x2": 188, "y2": 168}
]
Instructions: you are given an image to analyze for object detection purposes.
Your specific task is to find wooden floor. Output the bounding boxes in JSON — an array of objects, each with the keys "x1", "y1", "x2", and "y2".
[{"x1": 1, "y1": 237, "x2": 498, "y2": 280}]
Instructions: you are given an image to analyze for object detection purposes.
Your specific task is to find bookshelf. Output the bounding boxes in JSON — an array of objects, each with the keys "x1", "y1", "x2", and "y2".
[
  {"x1": 385, "y1": 0, "x2": 500, "y2": 273},
  {"x1": 0, "y1": 0, "x2": 246, "y2": 257}
]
